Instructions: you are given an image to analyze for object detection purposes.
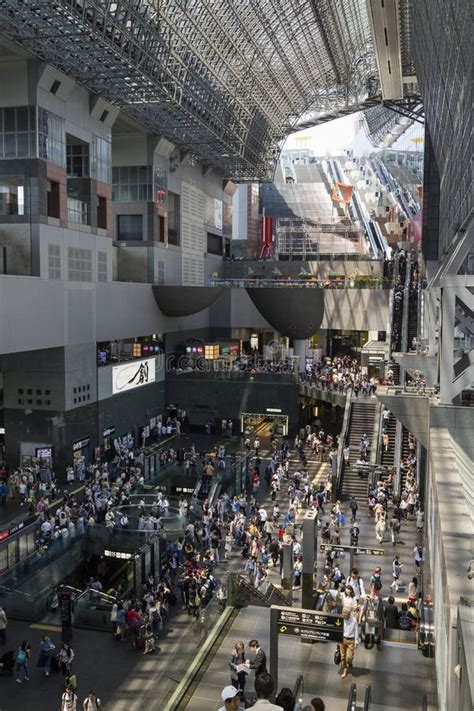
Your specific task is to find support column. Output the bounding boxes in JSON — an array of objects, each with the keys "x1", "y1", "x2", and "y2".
[
  {"x1": 302, "y1": 510, "x2": 317, "y2": 610},
  {"x1": 293, "y1": 339, "x2": 306, "y2": 373},
  {"x1": 281, "y1": 541, "x2": 293, "y2": 604}
]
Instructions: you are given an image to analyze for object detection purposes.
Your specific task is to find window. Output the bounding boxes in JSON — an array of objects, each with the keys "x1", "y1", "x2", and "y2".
[
  {"x1": 91, "y1": 135, "x2": 111, "y2": 184},
  {"x1": 207, "y1": 232, "x2": 223, "y2": 256},
  {"x1": 48, "y1": 244, "x2": 61, "y2": 280},
  {"x1": 47, "y1": 180, "x2": 60, "y2": 218},
  {"x1": 117, "y1": 214, "x2": 143, "y2": 241},
  {"x1": 38, "y1": 108, "x2": 65, "y2": 166},
  {"x1": 99, "y1": 110, "x2": 109, "y2": 123},
  {"x1": 98, "y1": 251, "x2": 107, "y2": 282},
  {"x1": 50, "y1": 79, "x2": 61, "y2": 95},
  {"x1": 157, "y1": 260, "x2": 165, "y2": 285},
  {"x1": 0, "y1": 181, "x2": 25, "y2": 216},
  {"x1": 0, "y1": 106, "x2": 36, "y2": 159},
  {"x1": 67, "y1": 197, "x2": 88, "y2": 225},
  {"x1": 66, "y1": 136, "x2": 89, "y2": 178},
  {"x1": 167, "y1": 191, "x2": 180, "y2": 245},
  {"x1": 112, "y1": 165, "x2": 152, "y2": 202},
  {"x1": 68, "y1": 247, "x2": 92, "y2": 282},
  {"x1": 97, "y1": 195, "x2": 107, "y2": 230}
]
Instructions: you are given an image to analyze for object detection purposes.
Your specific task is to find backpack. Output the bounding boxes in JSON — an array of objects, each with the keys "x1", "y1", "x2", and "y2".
[
  {"x1": 399, "y1": 612, "x2": 411, "y2": 630},
  {"x1": 16, "y1": 650, "x2": 27, "y2": 665}
]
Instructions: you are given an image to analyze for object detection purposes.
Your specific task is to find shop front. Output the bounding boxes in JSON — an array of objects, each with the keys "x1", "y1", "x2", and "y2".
[{"x1": 72, "y1": 436, "x2": 91, "y2": 478}]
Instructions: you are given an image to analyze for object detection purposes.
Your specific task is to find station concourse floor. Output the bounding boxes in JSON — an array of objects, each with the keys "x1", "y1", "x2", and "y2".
[
  {"x1": 186, "y1": 605, "x2": 435, "y2": 711},
  {"x1": 0, "y1": 429, "x2": 437, "y2": 710}
]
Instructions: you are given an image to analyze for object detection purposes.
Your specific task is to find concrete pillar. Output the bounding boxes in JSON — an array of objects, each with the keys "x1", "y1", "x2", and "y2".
[
  {"x1": 302, "y1": 510, "x2": 317, "y2": 609},
  {"x1": 293, "y1": 339, "x2": 306, "y2": 372},
  {"x1": 281, "y1": 541, "x2": 293, "y2": 604}
]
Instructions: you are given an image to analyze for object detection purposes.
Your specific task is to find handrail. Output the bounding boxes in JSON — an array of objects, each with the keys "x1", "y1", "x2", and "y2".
[
  {"x1": 363, "y1": 684, "x2": 372, "y2": 711},
  {"x1": 292, "y1": 674, "x2": 304, "y2": 708},
  {"x1": 347, "y1": 682, "x2": 357, "y2": 711},
  {"x1": 393, "y1": 419, "x2": 403, "y2": 498},
  {"x1": 335, "y1": 391, "x2": 352, "y2": 499},
  {"x1": 399, "y1": 249, "x2": 412, "y2": 382},
  {"x1": 421, "y1": 694, "x2": 428, "y2": 711}
]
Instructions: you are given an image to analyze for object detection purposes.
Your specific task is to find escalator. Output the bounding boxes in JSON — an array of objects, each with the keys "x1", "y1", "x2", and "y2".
[{"x1": 226, "y1": 572, "x2": 291, "y2": 608}]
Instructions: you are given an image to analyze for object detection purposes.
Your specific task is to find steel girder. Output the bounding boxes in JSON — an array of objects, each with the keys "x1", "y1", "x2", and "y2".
[{"x1": 0, "y1": 0, "x2": 388, "y2": 179}]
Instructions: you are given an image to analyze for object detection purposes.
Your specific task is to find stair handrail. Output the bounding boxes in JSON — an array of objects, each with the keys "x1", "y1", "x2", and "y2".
[
  {"x1": 347, "y1": 682, "x2": 357, "y2": 711},
  {"x1": 399, "y1": 250, "x2": 412, "y2": 381},
  {"x1": 335, "y1": 391, "x2": 352, "y2": 500},
  {"x1": 393, "y1": 419, "x2": 403, "y2": 499},
  {"x1": 363, "y1": 685, "x2": 372, "y2": 711}
]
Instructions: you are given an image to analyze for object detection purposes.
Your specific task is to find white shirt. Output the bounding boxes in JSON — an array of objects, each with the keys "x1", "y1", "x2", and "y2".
[
  {"x1": 250, "y1": 701, "x2": 284, "y2": 711},
  {"x1": 343, "y1": 615, "x2": 359, "y2": 639}
]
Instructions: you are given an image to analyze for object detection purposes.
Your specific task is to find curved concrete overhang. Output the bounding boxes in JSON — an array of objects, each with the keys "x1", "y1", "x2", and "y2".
[
  {"x1": 153, "y1": 286, "x2": 224, "y2": 317},
  {"x1": 246, "y1": 287, "x2": 324, "y2": 338}
]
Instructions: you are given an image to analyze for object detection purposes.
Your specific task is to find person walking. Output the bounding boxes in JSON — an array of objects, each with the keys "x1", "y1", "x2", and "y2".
[
  {"x1": 37, "y1": 634, "x2": 55, "y2": 677},
  {"x1": 60, "y1": 683, "x2": 78, "y2": 711},
  {"x1": 59, "y1": 642, "x2": 75, "y2": 676},
  {"x1": 390, "y1": 557, "x2": 403, "y2": 592},
  {"x1": 15, "y1": 641, "x2": 30, "y2": 683},
  {"x1": 338, "y1": 608, "x2": 358, "y2": 679},
  {"x1": 413, "y1": 544, "x2": 424, "y2": 573},
  {"x1": 218, "y1": 686, "x2": 246, "y2": 711},
  {"x1": 349, "y1": 496, "x2": 358, "y2": 523},
  {"x1": 390, "y1": 514, "x2": 400, "y2": 544},
  {"x1": 251, "y1": 673, "x2": 284, "y2": 710},
  {"x1": 0, "y1": 605, "x2": 7, "y2": 645},
  {"x1": 370, "y1": 567, "x2": 383, "y2": 598},
  {"x1": 83, "y1": 690, "x2": 102, "y2": 710},
  {"x1": 375, "y1": 513, "x2": 386, "y2": 543}
]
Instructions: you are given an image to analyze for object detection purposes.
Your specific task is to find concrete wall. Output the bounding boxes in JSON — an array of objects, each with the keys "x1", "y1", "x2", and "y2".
[
  {"x1": 210, "y1": 287, "x2": 390, "y2": 333},
  {"x1": 165, "y1": 371, "x2": 300, "y2": 432}
]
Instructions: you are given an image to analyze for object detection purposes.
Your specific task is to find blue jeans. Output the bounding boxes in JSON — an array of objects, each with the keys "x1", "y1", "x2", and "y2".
[{"x1": 16, "y1": 662, "x2": 28, "y2": 681}]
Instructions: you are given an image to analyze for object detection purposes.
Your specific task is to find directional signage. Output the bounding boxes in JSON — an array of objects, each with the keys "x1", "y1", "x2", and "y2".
[
  {"x1": 273, "y1": 606, "x2": 343, "y2": 643},
  {"x1": 320, "y1": 543, "x2": 385, "y2": 556}
]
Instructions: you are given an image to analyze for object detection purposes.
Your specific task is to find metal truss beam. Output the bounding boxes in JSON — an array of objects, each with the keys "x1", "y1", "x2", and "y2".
[{"x1": 0, "y1": 0, "x2": 416, "y2": 180}]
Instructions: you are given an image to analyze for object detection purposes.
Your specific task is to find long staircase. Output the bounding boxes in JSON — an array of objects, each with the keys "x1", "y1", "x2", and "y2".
[{"x1": 341, "y1": 400, "x2": 377, "y2": 500}]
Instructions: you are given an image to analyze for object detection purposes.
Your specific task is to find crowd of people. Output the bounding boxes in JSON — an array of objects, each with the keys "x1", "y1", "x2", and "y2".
[{"x1": 302, "y1": 355, "x2": 378, "y2": 396}]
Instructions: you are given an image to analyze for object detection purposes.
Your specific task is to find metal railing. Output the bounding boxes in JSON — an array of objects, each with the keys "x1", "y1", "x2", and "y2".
[
  {"x1": 363, "y1": 684, "x2": 372, "y2": 711},
  {"x1": 347, "y1": 682, "x2": 357, "y2": 711},
  {"x1": 209, "y1": 276, "x2": 392, "y2": 289},
  {"x1": 292, "y1": 675, "x2": 304, "y2": 710},
  {"x1": 335, "y1": 391, "x2": 352, "y2": 499}
]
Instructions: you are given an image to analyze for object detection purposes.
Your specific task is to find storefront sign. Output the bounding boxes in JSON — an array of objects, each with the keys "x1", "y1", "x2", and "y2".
[
  {"x1": 266, "y1": 408, "x2": 282, "y2": 414},
  {"x1": 104, "y1": 549, "x2": 133, "y2": 560},
  {"x1": 112, "y1": 358, "x2": 156, "y2": 394},
  {"x1": 102, "y1": 426, "x2": 115, "y2": 438},
  {"x1": 35, "y1": 447, "x2": 53, "y2": 459},
  {"x1": 72, "y1": 437, "x2": 90, "y2": 452}
]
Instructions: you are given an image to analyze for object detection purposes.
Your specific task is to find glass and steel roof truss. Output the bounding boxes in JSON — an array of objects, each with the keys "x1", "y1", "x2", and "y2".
[{"x1": 0, "y1": 0, "x2": 393, "y2": 179}]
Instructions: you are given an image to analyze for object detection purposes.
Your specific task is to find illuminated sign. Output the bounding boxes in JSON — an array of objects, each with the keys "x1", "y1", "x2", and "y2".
[
  {"x1": 266, "y1": 408, "x2": 282, "y2": 414},
  {"x1": 72, "y1": 437, "x2": 90, "y2": 452},
  {"x1": 102, "y1": 426, "x2": 115, "y2": 438},
  {"x1": 35, "y1": 447, "x2": 53, "y2": 459},
  {"x1": 112, "y1": 358, "x2": 156, "y2": 394},
  {"x1": 104, "y1": 550, "x2": 133, "y2": 559}
]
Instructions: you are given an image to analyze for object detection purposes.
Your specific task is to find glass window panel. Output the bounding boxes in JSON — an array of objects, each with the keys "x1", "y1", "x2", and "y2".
[
  {"x1": 119, "y1": 166, "x2": 129, "y2": 182},
  {"x1": 4, "y1": 133, "x2": 16, "y2": 157},
  {"x1": 16, "y1": 106, "x2": 28, "y2": 131},
  {"x1": 16, "y1": 133, "x2": 29, "y2": 157},
  {"x1": 139, "y1": 166, "x2": 148, "y2": 182},
  {"x1": 4, "y1": 107, "x2": 15, "y2": 131},
  {"x1": 129, "y1": 166, "x2": 138, "y2": 182},
  {"x1": 129, "y1": 186, "x2": 138, "y2": 201}
]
